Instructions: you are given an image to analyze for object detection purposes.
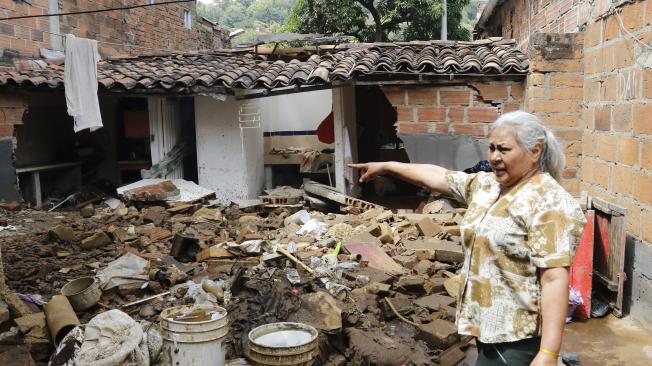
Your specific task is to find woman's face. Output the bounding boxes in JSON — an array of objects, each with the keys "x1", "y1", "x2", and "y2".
[{"x1": 488, "y1": 126, "x2": 542, "y2": 187}]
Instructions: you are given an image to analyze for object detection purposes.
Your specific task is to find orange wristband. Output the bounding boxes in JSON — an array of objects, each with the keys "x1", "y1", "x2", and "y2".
[{"x1": 539, "y1": 347, "x2": 560, "y2": 358}]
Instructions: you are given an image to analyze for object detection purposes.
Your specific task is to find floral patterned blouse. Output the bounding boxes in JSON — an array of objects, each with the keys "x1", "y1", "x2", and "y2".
[{"x1": 445, "y1": 171, "x2": 586, "y2": 343}]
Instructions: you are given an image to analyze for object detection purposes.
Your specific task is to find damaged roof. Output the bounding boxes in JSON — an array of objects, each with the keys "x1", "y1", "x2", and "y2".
[{"x1": 0, "y1": 37, "x2": 528, "y2": 93}]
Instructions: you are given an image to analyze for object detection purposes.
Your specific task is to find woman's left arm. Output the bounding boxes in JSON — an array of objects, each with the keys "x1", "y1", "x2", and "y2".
[{"x1": 531, "y1": 266, "x2": 569, "y2": 366}]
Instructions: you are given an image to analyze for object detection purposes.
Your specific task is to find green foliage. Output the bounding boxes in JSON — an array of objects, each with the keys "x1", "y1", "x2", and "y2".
[
  {"x1": 286, "y1": 0, "x2": 471, "y2": 42},
  {"x1": 197, "y1": 0, "x2": 297, "y2": 44}
]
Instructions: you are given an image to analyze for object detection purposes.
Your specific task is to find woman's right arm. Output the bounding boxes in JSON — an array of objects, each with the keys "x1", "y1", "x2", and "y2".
[{"x1": 348, "y1": 161, "x2": 449, "y2": 194}]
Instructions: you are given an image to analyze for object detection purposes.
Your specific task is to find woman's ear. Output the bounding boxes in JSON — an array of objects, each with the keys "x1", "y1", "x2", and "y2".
[{"x1": 531, "y1": 143, "x2": 543, "y2": 163}]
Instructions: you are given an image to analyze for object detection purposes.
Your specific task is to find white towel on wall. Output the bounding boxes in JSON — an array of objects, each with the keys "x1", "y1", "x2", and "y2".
[{"x1": 64, "y1": 34, "x2": 103, "y2": 133}]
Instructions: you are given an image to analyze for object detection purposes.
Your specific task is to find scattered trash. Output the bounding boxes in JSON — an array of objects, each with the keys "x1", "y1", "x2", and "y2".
[
  {"x1": 567, "y1": 287, "x2": 584, "y2": 323},
  {"x1": 97, "y1": 253, "x2": 149, "y2": 290}
]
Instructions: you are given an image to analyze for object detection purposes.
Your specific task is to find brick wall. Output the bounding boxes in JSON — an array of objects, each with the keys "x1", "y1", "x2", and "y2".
[
  {"x1": 0, "y1": 93, "x2": 27, "y2": 140},
  {"x1": 0, "y1": 0, "x2": 228, "y2": 59},
  {"x1": 525, "y1": 33, "x2": 584, "y2": 193},
  {"x1": 477, "y1": 0, "x2": 612, "y2": 49},
  {"x1": 382, "y1": 81, "x2": 524, "y2": 138},
  {"x1": 581, "y1": 0, "x2": 652, "y2": 246}
]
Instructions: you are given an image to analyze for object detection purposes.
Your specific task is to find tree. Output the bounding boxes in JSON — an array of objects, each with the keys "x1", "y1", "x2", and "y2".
[
  {"x1": 285, "y1": 0, "x2": 471, "y2": 42},
  {"x1": 198, "y1": 0, "x2": 297, "y2": 45}
]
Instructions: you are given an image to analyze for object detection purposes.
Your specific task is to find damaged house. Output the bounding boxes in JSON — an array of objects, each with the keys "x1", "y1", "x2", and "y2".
[{"x1": 0, "y1": 38, "x2": 531, "y2": 206}]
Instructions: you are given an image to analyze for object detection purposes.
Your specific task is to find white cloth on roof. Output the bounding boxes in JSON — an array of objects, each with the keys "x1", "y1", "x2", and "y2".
[{"x1": 64, "y1": 34, "x2": 103, "y2": 133}]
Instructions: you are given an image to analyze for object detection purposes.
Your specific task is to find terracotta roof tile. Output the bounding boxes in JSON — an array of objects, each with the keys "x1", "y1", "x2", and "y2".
[{"x1": 0, "y1": 38, "x2": 528, "y2": 92}]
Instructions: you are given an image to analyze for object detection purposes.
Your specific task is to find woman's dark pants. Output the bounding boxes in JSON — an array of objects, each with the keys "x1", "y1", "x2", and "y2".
[{"x1": 476, "y1": 337, "x2": 541, "y2": 366}]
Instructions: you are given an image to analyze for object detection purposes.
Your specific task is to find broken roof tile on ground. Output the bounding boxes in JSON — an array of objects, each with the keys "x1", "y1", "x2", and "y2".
[{"x1": 0, "y1": 38, "x2": 529, "y2": 93}]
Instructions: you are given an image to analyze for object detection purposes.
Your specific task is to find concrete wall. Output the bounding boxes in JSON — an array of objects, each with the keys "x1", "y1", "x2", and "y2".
[
  {"x1": 0, "y1": 0, "x2": 228, "y2": 59},
  {"x1": 194, "y1": 96, "x2": 264, "y2": 203}
]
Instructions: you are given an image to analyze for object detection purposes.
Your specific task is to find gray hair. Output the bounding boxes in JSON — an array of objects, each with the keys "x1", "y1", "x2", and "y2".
[{"x1": 491, "y1": 111, "x2": 565, "y2": 181}]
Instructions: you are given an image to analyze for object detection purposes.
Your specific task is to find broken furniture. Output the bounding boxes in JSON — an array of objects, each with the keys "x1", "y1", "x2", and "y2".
[{"x1": 16, "y1": 161, "x2": 82, "y2": 207}]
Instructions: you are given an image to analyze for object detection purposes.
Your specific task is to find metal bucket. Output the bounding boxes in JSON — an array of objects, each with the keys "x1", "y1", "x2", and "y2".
[
  {"x1": 160, "y1": 304, "x2": 229, "y2": 366},
  {"x1": 61, "y1": 277, "x2": 101, "y2": 311},
  {"x1": 247, "y1": 322, "x2": 319, "y2": 366}
]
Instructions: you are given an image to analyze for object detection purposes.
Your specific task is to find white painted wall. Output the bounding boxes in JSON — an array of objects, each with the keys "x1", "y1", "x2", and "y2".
[
  {"x1": 259, "y1": 89, "x2": 332, "y2": 132},
  {"x1": 194, "y1": 96, "x2": 264, "y2": 203}
]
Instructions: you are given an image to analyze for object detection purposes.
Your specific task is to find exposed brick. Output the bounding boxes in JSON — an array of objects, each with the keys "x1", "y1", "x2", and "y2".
[
  {"x1": 581, "y1": 159, "x2": 593, "y2": 182},
  {"x1": 527, "y1": 86, "x2": 548, "y2": 99},
  {"x1": 550, "y1": 74, "x2": 583, "y2": 87},
  {"x1": 382, "y1": 88, "x2": 406, "y2": 105},
  {"x1": 595, "y1": 134, "x2": 618, "y2": 162},
  {"x1": 529, "y1": 100, "x2": 581, "y2": 113},
  {"x1": 530, "y1": 60, "x2": 581, "y2": 73},
  {"x1": 584, "y1": 20, "x2": 603, "y2": 47},
  {"x1": 613, "y1": 39, "x2": 635, "y2": 69},
  {"x1": 612, "y1": 165, "x2": 634, "y2": 196},
  {"x1": 451, "y1": 124, "x2": 486, "y2": 137},
  {"x1": 396, "y1": 107, "x2": 414, "y2": 122},
  {"x1": 642, "y1": 208, "x2": 652, "y2": 243},
  {"x1": 632, "y1": 104, "x2": 652, "y2": 134},
  {"x1": 472, "y1": 83, "x2": 508, "y2": 101},
  {"x1": 550, "y1": 87, "x2": 583, "y2": 100},
  {"x1": 510, "y1": 83, "x2": 524, "y2": 100},
  {"x1": 440, "y1": 91, "x2": 470, "y2": 105},
  {"x1": 528, "y1": 73, "x2": 545, "y2": 86},
  {"x1": 417, "y1": 107, "x2": 446, "y2": 122},
  {"x1": 563, "y1": 168, "x2": 577, "y2": 179},
  {"x1": 538, "y1": 114, "x2": 579, "y2": 128},
  {"x1": 398, "y1": 123, "x2": 428, "y2": 134},
  {"x1": 408, "y1": 88, "x2": 437, "y2": 105},
  {"x1": 642, "y1": 139, "x2": 652, "y2": 169},
  {"x1": 601, "y1": 75, "x2": 618, "y2": 101},
  {"x1": 594, "y1": 106, "x2": 612, "y2": 131},
  {"x1": 604, "y1": 16, "x2": 620, "y2": 42},
  {"x1": 0, "y1": 124, "x2": 14, "y2": 137},
  {"x1": 582, "y1": 131, "x2": 596, "y2": 157},
  {"x1": 503, "y1": 102, "x2": 520, "y2": 112},
  {"x1": 447, "y1": 108, "x2": 465, "y2": 122},
  {"x1": 428, "y1": 123, "x2": 449, "y2": 134},
  {"x1": 621, "y1": 1, "x2": 645, "y2": 31},
  {"x1": 642, "y1": 70, "x2": 652, "y2": 99},
  {"x1": 593, "y1": 160, "x2": 610, "y2": 190},
  {"x1": 613, "y1": 104, "x2": 633, "y2": 132},
  {"x1": 634, "y1": 171, "x2": 652, "y2": 205},
  {"x1": 618, "y1": 136, "x2": 639, "y2": 166},
  {"x1": 467, "y1": 107, "x2": 498, "y2": 123}
]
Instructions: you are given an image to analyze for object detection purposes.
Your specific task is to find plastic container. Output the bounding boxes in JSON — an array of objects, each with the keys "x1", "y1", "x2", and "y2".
[
  {"x1": 61, "y1": 277, "x2": 101, "y2": 311},
  {"x1": 160, "y1": 304, "x2": 229, "y2": 366},
  {"x1": 247, "y1": 322, "x2": 319, "y2": 366}
]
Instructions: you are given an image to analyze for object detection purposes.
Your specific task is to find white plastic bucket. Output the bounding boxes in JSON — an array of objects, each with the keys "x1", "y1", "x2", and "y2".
[{"x1": 160, "y1": 304, "x2": 229, "y2": 366}]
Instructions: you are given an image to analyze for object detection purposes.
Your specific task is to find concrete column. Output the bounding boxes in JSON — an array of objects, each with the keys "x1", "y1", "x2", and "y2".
[
  {"x1": 48, "y1": 0, "x2": 63, "y2": 51},
  {"x1": 332, "y1": 86, "x2": 358, "y2": 195}
]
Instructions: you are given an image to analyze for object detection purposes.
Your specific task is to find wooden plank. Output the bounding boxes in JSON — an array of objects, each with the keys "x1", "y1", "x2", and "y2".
[
  {"x1": 570, "y1": 210, "x2": 594, "y2": 319},
  {"x1": 15, "y1": 161, "x2": 81, "y2": 173}
]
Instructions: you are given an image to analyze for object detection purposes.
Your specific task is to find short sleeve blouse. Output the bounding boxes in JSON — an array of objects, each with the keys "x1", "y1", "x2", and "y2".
[{"x1": 445, "y1": 170, "x2": 586, "y2": 343}]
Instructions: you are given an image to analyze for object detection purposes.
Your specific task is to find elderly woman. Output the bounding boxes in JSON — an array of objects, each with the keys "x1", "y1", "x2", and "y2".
[{"x1": 350, "y1": 111, "x2": 585, "y2": 366}]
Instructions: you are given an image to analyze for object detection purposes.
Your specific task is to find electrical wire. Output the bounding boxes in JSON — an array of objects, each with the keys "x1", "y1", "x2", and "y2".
[
  {"x1": 1, "y1": 0, "x2": 196, "y2": 21},
  {"x1": 614, "y1": 7, "x2": 652, "y2": 51}
]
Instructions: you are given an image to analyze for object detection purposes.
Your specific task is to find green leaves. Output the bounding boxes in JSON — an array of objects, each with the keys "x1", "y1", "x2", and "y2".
[{"x1": 287, "y1": 0, "x2": 472, "y2": 42}]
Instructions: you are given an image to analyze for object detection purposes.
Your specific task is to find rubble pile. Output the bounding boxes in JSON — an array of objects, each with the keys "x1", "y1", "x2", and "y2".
[{"x1": 0, "y1": 180, "x2": 470, "y2": 365}]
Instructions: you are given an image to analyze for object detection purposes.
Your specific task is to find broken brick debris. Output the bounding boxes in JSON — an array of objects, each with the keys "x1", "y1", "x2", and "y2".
[{"x1": 0, "y1": 183, "x2": 470, "y2": 364}]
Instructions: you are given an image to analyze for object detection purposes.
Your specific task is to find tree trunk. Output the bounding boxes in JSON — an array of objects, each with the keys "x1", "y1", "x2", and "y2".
[{"x1": 357, "y1": 0, "x2": 385, "y2": 41}]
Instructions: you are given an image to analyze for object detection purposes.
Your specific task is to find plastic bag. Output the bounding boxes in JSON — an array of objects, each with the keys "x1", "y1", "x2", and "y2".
[
  {"x1": 75, "y1": 309, "x2": 149, "y2": 366},
  {"x1": 97, "y1": 253, "x2": 149, "y2": 291}
]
